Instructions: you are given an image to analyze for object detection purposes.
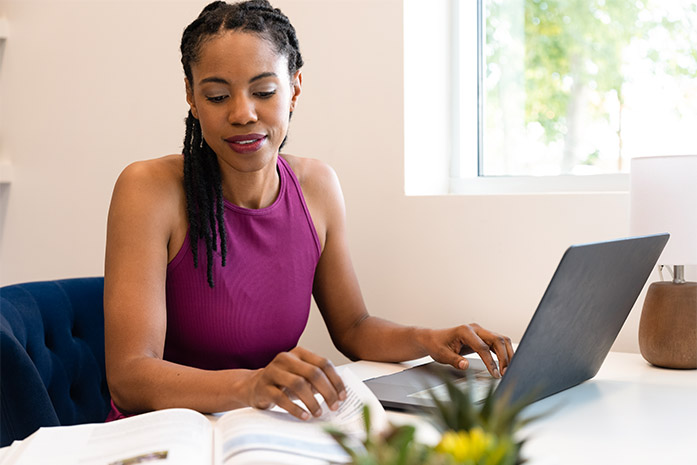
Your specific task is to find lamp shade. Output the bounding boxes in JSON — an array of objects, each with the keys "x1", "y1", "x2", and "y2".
[{"x1": 630, "y1": 155, "x2": 697, "y2": 265}]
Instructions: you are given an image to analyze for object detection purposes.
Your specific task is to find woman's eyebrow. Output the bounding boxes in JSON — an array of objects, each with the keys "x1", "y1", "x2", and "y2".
[
  {"x1": 199, "y1": 76, "x2": 229, "y2": 86},
  {"x1": 198, "y1": 72, "x2": 277, "y2": 86},
  {"x1": 249, "y1": 72, "x2": 277, "y2": 83}
]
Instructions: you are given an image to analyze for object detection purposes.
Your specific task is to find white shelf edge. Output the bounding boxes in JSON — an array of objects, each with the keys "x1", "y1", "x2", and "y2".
[
  {"x1": 0, "y1": 17, "x2": 9, "y2": 40},
  {"x1": 0, "y1": 160, "x2": 14, "y2": 184}
]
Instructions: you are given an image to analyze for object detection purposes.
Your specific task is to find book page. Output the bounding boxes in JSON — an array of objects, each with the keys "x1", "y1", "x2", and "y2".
[
  {"x1": 10, "y1": 409, "x2": 212, "y2": 465},
  {"x1": 0, "y1": 438, "x2": 32, "y2": 465},
  {"x1": 213, "y1": 368, "x2": 387, "y2": 464}
]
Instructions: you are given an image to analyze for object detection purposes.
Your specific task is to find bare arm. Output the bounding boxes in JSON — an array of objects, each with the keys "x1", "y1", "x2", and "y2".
[
  {"x1": 104, "y1": 159, "x2": 345, "y2": 419},
  {"x1": 306, "y1": 161, "x2": 514, "y2": 376},
  {"x1": 104, "y1": 159, "x2": 247, "y2": 414}
]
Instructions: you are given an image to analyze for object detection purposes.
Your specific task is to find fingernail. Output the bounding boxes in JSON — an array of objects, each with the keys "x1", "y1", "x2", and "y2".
[
  {"x1": 330, "y1": 402, "x2": 339, "y2": 411},
  {"x1": 339, "y1": 390, "x2": 347, "y2": 401},
  {"x1": 301, "y1": 411, "x2": 310, "y2": 420},
  {"x1": 458, "y1": 359, "x2": 467, "y2": 369},
  {"x1": 314, "y1": 408, "x2": 322, "y2": 417},
  {"x1": 493, "y1": 368, "x2": 500, "y2": 378}
]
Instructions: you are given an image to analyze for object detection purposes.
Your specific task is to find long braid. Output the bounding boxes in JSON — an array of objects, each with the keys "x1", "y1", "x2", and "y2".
[
  {"x1": 180, "y1": 0, "x2": 303, "y2": 287},
  {"x1": 183, "y1": 112, "x2": 224, "y2": 286},
  {"x1": 182, "y1": 112, "x2": 199, "y2": 269}
]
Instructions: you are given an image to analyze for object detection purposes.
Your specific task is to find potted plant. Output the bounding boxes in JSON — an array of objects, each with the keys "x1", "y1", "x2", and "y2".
[{"x1": 328, "y1": 374, "x2": 545, "y2": 465}]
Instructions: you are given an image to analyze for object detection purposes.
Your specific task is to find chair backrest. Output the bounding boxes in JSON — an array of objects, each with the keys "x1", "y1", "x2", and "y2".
[{"x1": 0, "y1": 277, "x2": 110, "y2": 447}]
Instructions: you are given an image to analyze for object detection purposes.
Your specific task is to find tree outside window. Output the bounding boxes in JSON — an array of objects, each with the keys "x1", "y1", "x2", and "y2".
[{"x1": 482, "y1": 0, "x2": 697, "y2": 177}]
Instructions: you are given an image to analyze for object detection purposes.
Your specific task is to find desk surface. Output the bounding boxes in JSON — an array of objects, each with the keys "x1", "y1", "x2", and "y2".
[
  {"x1": 2, "y1": 352, "x2": 693, "y2": 464},
  {"x1": 349, "y1": 351, "x2": 697, "y2": 465}
]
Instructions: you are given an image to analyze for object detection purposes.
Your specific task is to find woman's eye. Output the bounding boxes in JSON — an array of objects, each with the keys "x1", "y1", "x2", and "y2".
[
  {"x1": 206, "y1": 95, "x2": 228, "y2": 103},
  {"x1": 255, "y1": 91, "x2": 276, "y2": 99}
]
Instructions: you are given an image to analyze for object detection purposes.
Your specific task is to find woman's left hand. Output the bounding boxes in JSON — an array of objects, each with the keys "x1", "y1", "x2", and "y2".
[{"x1": 419, "y1": 324, "x2": 514, "y2": 378}]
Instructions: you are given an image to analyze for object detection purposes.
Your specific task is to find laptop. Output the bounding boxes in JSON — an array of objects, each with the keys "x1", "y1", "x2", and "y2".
[{"x1": 364, "y1": 234, "x2": 669, "y2": 410}]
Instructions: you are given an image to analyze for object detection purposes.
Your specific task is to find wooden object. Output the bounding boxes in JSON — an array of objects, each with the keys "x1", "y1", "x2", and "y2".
[{"x1": 638, "y1": 281, "x2": 697, "y2": 369}]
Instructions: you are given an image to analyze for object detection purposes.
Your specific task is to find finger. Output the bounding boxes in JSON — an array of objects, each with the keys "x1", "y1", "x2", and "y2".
[
  {"x1": 477, "y1": 328, "x2": 509, "y2": 371},
  {"x1": 270, "y1": 387, "x2": 313, "y2": 421},
  {"x1": 469, "y1": 325, "x2": 512, "y2": 378},
  {"x1": 458, "y1": 356, "x2": 470, "y2": 370},
  {"x1": 481, "y1": 330, "x2": 513, "y2": 375},
  {"x1": 429, "y1": 327, "x2": 477, "y2": 370},
  {"x1": 477, "y1": 346, "x2": 500, "y2": 379},
  {"x1": 283, "y1": 373, "x2": 324, "y2": 417},
  {"x1": 269, "y1": 352, "x2": 327, "y2": 416},
  {"x1": 493, "y1": 336, "x2": 514, "y2": 375},
  {"x1": 294, "y1": 348, "x2": 346, "y2": 408},
  {"x1": 437, "y1": 348, "x2": 470, "y2": 370},
  {"x1": 491, "y1": 336, "x2": 510, "y2": 374},
  {"x1": 463, "y1": 328, "x2": 500, "y2": 378},
  {"x1": 502, "y1": 338, "x2": 515, "y2": 375}
]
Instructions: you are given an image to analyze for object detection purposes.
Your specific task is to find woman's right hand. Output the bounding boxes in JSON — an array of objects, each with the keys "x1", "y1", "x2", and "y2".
[{"x1": 245, "y1": 347, "x2": 347, "y2": 420}]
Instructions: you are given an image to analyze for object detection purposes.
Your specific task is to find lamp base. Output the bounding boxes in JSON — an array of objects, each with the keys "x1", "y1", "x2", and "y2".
[{"x1": 638, "y1": 281, "x2": 697, "y2": 369}]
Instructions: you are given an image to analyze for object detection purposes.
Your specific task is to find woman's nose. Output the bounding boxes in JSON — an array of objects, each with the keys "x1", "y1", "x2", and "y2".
[{"x1": 227, "y1": 94, "x2": 257, "y2": 126}]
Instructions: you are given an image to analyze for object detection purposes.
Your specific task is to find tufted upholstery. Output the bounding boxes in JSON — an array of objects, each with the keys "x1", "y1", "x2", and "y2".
[{"x1": 0, "y1": 277, "x2": 111, "y2": 447}]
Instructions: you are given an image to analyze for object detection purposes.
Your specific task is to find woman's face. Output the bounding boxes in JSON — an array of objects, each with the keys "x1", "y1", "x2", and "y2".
[{"x1": 186, "y1": 30, "x2": 301, "y2": 174}]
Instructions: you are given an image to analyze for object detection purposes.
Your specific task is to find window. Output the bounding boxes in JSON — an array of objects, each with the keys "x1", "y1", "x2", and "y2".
[{"x1": 404, "y1": 0, "x2": 697, "y2": 195}]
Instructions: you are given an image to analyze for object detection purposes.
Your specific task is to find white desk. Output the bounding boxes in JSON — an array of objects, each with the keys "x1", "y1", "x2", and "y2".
[
  {"x1": 350, "y1": 351, "x2": 697, "y2": 465},
  {"x1": 2, "y1": 352, "x2": 694, "y2": 464}
]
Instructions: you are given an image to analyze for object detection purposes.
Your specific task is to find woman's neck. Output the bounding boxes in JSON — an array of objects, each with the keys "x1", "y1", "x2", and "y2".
[{"x1": 220, "y1": 157, "x2": 280, "y2": 209}]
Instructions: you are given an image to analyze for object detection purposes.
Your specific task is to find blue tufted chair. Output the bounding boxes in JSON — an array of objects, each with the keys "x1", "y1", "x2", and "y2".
[{"x1": 0, "y1": 277, "x2": 111, "y2": 447}]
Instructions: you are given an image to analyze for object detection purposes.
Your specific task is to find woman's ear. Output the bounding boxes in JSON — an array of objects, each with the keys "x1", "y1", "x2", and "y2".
[
  {"x1": 289, "y1": 71, "x2": 302, "y2": 112},
  {"x1": 185, "y1": 78, "x2": 199, "y2": 119}
]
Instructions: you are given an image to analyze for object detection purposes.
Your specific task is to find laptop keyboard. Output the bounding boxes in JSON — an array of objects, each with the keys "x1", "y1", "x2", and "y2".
[{"x1": 407, "y1": 368, "x2": 500, "y2": 403}]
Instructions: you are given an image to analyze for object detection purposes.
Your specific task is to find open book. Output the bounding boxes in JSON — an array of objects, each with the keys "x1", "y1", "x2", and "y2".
[{"x1": 0, "y1": 368, "x2": 386, "y2": 465}]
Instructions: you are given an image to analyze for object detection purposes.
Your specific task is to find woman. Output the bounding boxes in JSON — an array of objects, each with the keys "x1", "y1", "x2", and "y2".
[{"x1": 104, "y1": 0, "x2": 513, "y2": 422}]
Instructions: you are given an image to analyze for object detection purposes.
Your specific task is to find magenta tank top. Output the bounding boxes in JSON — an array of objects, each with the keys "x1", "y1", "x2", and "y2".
[{"x1": 163, "y1": 155, "x2": 321, "y2": 370}]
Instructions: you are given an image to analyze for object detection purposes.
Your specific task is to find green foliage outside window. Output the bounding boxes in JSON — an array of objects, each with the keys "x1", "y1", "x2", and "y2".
[{"x1": 483, "y1": 0, "x2": 697, "y2": 175}]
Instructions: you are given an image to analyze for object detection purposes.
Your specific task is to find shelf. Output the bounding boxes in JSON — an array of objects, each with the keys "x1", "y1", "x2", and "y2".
[
  {"x1": 0, "y1": 20, "x2": 9, "y2": 185},
  {"x1": 0, "y1": 17, "x2": 8, "y2": 40},
  {"x1": 0, "y1": 160, "x2": 13, "y2": 184}
]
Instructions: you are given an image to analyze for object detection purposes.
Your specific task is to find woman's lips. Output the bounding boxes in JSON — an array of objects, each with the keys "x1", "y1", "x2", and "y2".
[{"x1": 224, "y1": 134, "x2": 267, "y2": 154}]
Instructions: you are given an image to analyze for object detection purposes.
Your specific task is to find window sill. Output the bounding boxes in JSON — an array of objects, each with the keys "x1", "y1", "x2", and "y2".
[{"x1": 445, "y1": 173, "x2": 630, "y2": 196}]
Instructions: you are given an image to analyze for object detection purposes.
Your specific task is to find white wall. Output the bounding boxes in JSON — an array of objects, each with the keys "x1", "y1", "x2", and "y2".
[{"x1": 1, "y1": 0, "x2": 692, "y2": 362}]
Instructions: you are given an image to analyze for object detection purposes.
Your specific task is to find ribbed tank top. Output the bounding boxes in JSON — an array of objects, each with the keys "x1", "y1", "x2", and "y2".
[{"x1": 163, "y1": 156, "x2": 321, "y2": 370}]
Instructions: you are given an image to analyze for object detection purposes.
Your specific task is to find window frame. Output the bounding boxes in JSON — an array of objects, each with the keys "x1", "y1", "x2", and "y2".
[{"x1": 404, "y1": 0, "x2": 631, "y2": 196}]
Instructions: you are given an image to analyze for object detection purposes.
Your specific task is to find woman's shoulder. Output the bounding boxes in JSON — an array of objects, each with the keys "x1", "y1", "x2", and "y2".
[
  {"x1": 281, "y1": 153, "x2": 340, "y2": 192},
  {"x1": 115, "y1": 155, "x2": 184, "y2": 195},
  {"x1": 111, "y1": 155, "x2": 185, "y2": 216},
  {"x1": 118, "y1": 154, "x2": 183, "y2": 183},
  {"x1": 280, "y1": 154, "x2": 345, "y2": 243}
]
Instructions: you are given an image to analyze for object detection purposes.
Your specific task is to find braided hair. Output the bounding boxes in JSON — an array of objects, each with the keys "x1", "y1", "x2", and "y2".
[{"x1": 180, "y1": 0, "x2": 304, "y2": 287}]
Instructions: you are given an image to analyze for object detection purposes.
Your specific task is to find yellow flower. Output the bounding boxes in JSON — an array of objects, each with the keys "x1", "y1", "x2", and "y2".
[{"x1": 435, "y1": 427, "x2": 496, "y2": 463}]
